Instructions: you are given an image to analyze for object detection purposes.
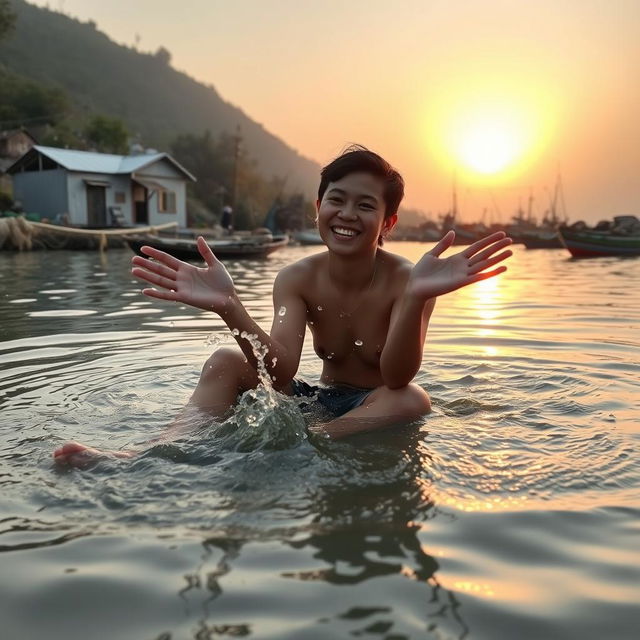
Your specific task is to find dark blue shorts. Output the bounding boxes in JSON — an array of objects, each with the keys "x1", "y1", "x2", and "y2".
[{"x1": 290, "y1": 379, "x2": 375, "y2": 418}]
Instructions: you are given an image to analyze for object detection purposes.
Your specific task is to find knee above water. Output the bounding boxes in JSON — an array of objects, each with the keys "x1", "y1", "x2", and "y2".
[
  {"x1": 396, "y1": 385, "x2": 431, "y2": 417},
  {"x1": 200, "y1": 348, "x2": 245, "y2": 380}
]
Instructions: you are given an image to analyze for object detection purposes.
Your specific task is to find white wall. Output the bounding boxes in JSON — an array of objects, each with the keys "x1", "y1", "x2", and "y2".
[
  {"x1": 137, "y1": 160, "x2": 190, "y2": 228},
  {"x1": 67, "y1": 173, "x2": 131, "y2": 226}
]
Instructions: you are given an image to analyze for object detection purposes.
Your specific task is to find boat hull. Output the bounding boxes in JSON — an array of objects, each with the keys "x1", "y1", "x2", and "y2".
[
  {"x1": 126, "y1": 234, "x2": 289, "y2": 260},
  {"x1": 521, "y1": 231, "x2": 563, "y2": 249},
  {"x1": 294, "y1": 230, "x2": 323, "y2": 245},
  {"x1": 559, "y1": 228, "x2": 640, "y2": 258}
]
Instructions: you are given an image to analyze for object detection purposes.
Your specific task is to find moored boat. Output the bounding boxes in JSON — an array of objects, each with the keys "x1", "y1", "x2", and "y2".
[
  {"x1": 520, "y1": 229, "x2": 563, "y2": 249},
  {"x1": 294, "y1": 229, "x2": 323, "y2": 245},
  {"x1": 126, "y1": 233, "x2": 289, "y2": 260},
  {"x1": 558, "y1": 216, "x2": 640, "y2": 258}
]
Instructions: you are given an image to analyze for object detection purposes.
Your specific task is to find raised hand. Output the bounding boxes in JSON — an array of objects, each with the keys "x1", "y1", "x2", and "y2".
[
  {"x1": 131, "y1": 236, "x2": 236, "y2": 313},
  {"x1": 408, "y1": 230, "x2": 513, "y2": 300}
]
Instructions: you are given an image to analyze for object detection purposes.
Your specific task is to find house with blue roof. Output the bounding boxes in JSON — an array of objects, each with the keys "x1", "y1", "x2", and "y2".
[{"x1": 6, "y1": 146, "x2": 196, "y2": 228}]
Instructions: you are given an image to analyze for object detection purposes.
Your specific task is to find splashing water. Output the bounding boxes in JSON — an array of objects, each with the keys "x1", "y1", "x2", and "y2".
[
  {"x1": 278, "y1": 306, "x2": 287, "y2": 317},
  {"x1": 204, "y1": 333, "x2": 223, "y2": 348}
]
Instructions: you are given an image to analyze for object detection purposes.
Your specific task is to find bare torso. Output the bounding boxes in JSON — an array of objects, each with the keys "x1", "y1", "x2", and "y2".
[{"x1": 293, "y1": 249, "x2": 412, "y2": 388}]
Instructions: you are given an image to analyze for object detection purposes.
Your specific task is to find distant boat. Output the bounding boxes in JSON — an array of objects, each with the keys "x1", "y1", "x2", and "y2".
[
  {"x1": 295, "y1": 229, "x2": 324, "y2": 245},
  {"x1": 511, "y1": 176, "x2": 567, "y2": 248},
  {"x1": 520, "y1": 229, "x2": 563, "y2": 249},
  {"x1": 126, "y1": 233, "x2": 289, "y2": 260},
  {"x1": 558, "y1": 216, "x2": 640, "y2": 258}
]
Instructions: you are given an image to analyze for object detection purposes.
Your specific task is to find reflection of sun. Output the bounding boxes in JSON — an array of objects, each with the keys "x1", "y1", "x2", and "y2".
[{"x1": 467, "y1": 275, "x2": 503, "y2": 354}]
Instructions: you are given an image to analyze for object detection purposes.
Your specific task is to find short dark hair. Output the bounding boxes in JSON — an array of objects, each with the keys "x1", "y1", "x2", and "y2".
[{"x1": 318, "y1": 144, "x2": 404, "y2": 220}]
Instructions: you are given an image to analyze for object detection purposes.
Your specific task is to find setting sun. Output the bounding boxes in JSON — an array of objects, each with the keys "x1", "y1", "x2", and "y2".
[
  {"x1": 453, "y1": 115, "x2": 524, "y2": 175},
  {"x1": 422, "y1": 78, "x2": 558, "y2": 189}
]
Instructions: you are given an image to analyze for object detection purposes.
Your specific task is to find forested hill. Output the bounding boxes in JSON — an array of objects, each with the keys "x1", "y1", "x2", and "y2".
[{"x1": 0, "y1": 0, "x2": 320, "y2": 195}]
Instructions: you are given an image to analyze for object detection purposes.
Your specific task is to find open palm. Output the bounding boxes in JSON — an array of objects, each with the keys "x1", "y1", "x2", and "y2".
[
  {"x1": 131, "y1": 236, "x2": 235, "y2": 312},
  {"x1": 409, "y1": 230, "x2": 513, "y2": 300}
]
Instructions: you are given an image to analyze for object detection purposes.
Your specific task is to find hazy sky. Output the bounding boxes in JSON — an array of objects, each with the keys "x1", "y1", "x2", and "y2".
[{"x1": 32, "y1": 0, "x2": 640, "y2": 222}]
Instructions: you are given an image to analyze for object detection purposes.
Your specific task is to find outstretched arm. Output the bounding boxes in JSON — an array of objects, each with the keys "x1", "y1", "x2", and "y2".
[
  {"x1": 380, "y1": 230, "x2": 512, "y2": 388},
  {"x1": 131, "y1": 236, "x2": 305, "y2": 386}
]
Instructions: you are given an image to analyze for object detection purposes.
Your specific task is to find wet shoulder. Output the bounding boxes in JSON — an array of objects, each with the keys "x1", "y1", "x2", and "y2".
[
  {"x1": 274, "y1": 252, "x2": 326, "y2": 292},
  {"x1": 377, "y1": 249, "x2": 413, "y2": 289}
]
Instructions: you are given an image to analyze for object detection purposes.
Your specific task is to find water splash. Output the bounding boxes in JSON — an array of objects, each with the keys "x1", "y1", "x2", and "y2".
[
  {"x1": 205, "y1": 333, "x2": 223, "y2": 348},
  {"x1": 239, "y1": 331, "x2": 272, "y2": 390},
  {"x1": 278, "y1": 306, "x2": 287, "y2": 317}
]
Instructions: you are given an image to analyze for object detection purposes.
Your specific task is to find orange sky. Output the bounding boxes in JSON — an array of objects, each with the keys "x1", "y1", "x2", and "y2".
[{"x1": 32, "y1": 0, "x2": 640, "y2": 223}]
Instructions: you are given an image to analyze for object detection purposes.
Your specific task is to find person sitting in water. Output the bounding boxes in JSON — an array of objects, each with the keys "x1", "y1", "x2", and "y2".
[{"x1": 54, "y1": 145, "x2": 512, "y2": 464}]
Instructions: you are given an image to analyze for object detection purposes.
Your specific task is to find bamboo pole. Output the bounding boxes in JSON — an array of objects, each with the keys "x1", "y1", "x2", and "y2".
[{"x1": 25, "y1": 220, "x2": 178, "y2": 236}]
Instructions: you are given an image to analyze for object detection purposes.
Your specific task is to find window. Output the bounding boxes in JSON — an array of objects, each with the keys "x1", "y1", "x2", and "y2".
[
  {"x1": 158, "y1": 189, "x2": 177, "y2": 213},
  {"x1": 115, "y1": 191, "x2": 126, "y2": 204}
]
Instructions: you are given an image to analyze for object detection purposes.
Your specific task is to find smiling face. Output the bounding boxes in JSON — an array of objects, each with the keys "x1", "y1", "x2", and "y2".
[{"x1": 316, "y1": 172, "x2": 398, "y2": 254}]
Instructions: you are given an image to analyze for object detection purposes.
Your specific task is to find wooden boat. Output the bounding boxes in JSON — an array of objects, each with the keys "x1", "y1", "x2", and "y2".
[
  {"x1": 512, "y1": 176, "x2": 567, "y2": 249},
  {"x1": 520, "y1": 229, "x2": 563, "y2": 249},
  {"x1": 558, "y1": 216, "x2": 640, "y2": 258},
  {"x1": 126, "y1": 233, "x2": 289, "y2": 260},
  {"x1": 294, "y1": 229, "x2": 323, "y2": 245}
]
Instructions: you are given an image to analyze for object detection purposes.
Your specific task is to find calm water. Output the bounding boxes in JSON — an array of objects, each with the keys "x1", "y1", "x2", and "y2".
[{"x1": 0, "y1": 243, "x2": 638, "y2": 640}]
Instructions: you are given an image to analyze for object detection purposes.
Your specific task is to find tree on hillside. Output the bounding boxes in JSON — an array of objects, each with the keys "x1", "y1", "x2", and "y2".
[
  {"x1": 0, "y1": 69, "x2": 70, "y2": 127},
  {"x1": 171, "y1": 130, "x2": 228, "y2": 214},
  {"x1": 154, "y1": 46, "x2": 171, "y2": 66},
  {"x1": 171, "y1": 129, "x2": 294, "y2": 229},
  {"x1": 170, "y1": 129, "x2": 317, "y2": 230},
  {"x1": 0, "y1": 0, "x2": 16, "y2": 41},
  {"x1": 41, "y1": 120, "x2": 87, "y2": 150},
  {"x1": 84, "y1": 115, "x2": 129, "y2": 154}
]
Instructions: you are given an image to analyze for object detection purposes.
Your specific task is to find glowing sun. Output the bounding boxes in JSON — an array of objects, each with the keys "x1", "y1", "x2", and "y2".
[{"x1": 453, "y1": 113, "x2": 527, "y2": 175}]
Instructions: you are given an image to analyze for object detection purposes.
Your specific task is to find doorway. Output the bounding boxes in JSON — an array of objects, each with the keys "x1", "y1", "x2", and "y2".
[
  {"x1": 133, "y1": 183, "x2": 148, "y2": 224},
  {"x1": 86, "y1": 185, "x2": 107, "y2": 227}
]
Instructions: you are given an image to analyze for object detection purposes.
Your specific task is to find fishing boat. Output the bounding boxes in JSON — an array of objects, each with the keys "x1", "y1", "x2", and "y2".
[
  {"x1": 515, "y1": 178, "x2": 566, "y2": 249},
  {"x1": 520, "y1": 228, "x2": 562, "y2": 249},
  {"x1": 126, "y1": 233, "x2": 289, "y2": 260},
  {"x1": 294, "y1": 229, "x2": 323, "y2": 245},
  {"x1": 558, "y1": 216, "x2": 640, "y2": 258}
]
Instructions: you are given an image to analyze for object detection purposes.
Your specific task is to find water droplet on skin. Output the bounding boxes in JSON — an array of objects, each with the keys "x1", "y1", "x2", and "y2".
[
  {"x1": 309, "y1": 321, "x2": 314, "y2": 325},
  {"x1": 272, "y1": 376, "x2": 277, "y2": 381},
  {"x1": 232, "y1": 328, "x2": 240, "y2": 336},
  {"x1": 354, "y1": 339, "x2": 363, "y2": 347},
  {"x1": 272, "y1": 357, "x2": 277, "y2": 367},
  {"x1": 327, "y1": 353, "x2": 334, "y2": 360},
  {"x1": 317, "y1": 306, "x2": 323, "y2": 311},
  {"x1": 278, "y1": 306, "x2": 286, "y2": 316}
]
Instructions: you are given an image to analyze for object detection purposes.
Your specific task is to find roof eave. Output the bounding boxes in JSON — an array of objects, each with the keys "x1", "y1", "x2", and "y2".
[{"x1": 126, "y1": 153, "x2": 197, "y2": 182}]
